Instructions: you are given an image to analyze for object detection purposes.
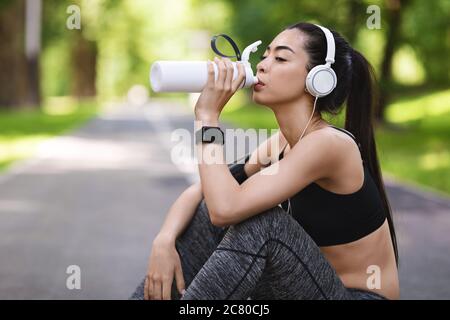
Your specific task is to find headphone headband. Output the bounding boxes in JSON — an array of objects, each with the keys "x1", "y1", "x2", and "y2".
[{"x1": 314, "y1": 24, "x2": 335, "y2": 65}]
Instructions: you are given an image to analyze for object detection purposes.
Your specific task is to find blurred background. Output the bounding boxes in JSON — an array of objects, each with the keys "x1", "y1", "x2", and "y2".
[{"x1": 0, "y1": 0, "x2": 449, "y2": 299}]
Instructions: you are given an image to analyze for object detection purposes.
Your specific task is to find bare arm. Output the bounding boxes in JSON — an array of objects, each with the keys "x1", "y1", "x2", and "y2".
[
  {"x1": 154, "y1": 182, "x2": 203, "y2": 246},
  {"x1": 146, "y1": 183, "x2": 203, "y2": 300},
  {"x1": 205, "y1": 130, "x2": 338, "y2": 227},
  {"x1": 154, "y1": 129, "x2": 284, "y2": 245}
]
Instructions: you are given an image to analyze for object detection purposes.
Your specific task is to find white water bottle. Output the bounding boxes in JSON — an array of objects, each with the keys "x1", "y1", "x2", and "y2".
[{"x1": 150, "y1": 40, "x2": 262, "y2": 93}]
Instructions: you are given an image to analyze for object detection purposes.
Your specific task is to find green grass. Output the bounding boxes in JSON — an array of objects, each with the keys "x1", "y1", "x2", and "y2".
[
  {"x1": 221, "y1": 89, "x2": 450, "y2": 195},
  {"x1": 378, "y1": 89, "x2": 450, "y2": 195},
  {"x1": 0, "y1": 99, "x2": 99, "y2": 171}
]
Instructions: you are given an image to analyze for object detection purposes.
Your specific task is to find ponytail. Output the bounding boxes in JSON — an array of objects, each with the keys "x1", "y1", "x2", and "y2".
[
  {"x1": 345, "y1": 49, "x2": 399, "y2": 266},
  {"x1": 287, "y1": 22, "x2": 399, "y2": 266}
]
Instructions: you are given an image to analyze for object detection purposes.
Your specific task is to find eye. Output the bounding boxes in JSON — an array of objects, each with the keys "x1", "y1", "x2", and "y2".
[{"x1": 259, "y1": 55, "x2": 286, "y2": 62}]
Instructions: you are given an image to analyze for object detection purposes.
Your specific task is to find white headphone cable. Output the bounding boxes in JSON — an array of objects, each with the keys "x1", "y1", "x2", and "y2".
[
  {"x1": 300, "y1": 96, "x2": 318, "y2": 141},
  {"x1": 286, "y1": 96, "x2": 319, "y2": 216}
]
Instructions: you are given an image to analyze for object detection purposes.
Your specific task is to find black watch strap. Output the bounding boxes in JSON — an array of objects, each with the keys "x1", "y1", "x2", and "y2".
[{"x1": 195, "y1": 126, "x2": 225, "y2": 145}]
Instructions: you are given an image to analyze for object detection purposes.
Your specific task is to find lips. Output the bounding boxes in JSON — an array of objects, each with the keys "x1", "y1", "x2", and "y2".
[
  {"x1": 253, "y1": 76, "x2": 266, "y2": 91},
  {"x1": 253, "y1": 82, "x2": 265, "y2": 92}
]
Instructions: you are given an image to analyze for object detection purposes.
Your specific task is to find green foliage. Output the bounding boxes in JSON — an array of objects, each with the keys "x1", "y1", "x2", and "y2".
[
  {"x1": 402, "y1": 0, "x2": 450, "y2": 84},
  {"x1": 41, "y1": 40, "x2": 71, "y2": 97},
  {"x1": 37, "y1": 0, "x2": 449, "y2": 98},
  {"x1": 0, "y1": 0, "x2": 17, "y2": 11}
]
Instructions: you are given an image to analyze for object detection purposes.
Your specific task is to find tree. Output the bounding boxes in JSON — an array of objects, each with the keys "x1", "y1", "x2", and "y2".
[
  {"x1": 41, "y1": 0, "x2": 97, "y2": 99},
  {"x1": 402, "y1": 0, "x2": 450, "y2": 86},
  {"x1": 70, "y1": 30, "x2": 97, "y2": 98},
  {"x1": 377, "y1": 0, "x2": 411, "y2": 123},
  {"x1": 24, "y1": 0, "x2": 42, "y2": 107},
  {"x1": 0, "y1": 0, "x2": 42, "y2": 109},
  {"x1": 0, "y1": 0, "x2": 28, "y2": 109}
]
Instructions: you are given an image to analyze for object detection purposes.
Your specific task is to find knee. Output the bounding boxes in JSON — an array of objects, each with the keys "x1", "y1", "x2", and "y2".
[
  {"x1": 176, "y1": 198, "x2": 227, "y2": 246},
  {"x1": 196, "y1": 198, "x2": 210, "y2": 220},
  {"x1": 184, "y1": 198, "x2": 212, "y2": 231},
  {"x1": 243, "y1": 205, "x2": 293, "y2": 230},
  {"x1": 217, "y1": 205, "x2": 299, "y2": 254},
  {"x1": 176, "y1": 199, "x2": 209, "y2": 245},
  {"x1": 224, "y1": 205, "x2": 293, "y2": 240}
]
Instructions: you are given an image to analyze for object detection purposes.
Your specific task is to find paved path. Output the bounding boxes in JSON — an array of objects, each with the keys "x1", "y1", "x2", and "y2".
[
  {"x1": 386, "y1": 182, "x2": 450, "y2": 299},
  {"x1": 0, "y1": 99, "x2": 449, "y2": 299},
  {"x1": 0, "y1": 102, "x2": 191, "y2": 299}
]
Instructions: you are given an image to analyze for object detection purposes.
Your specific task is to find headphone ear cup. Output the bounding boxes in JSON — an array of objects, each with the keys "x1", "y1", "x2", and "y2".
[{"x1": 305, "y1": 65, "x2": 337, "y2": 98}]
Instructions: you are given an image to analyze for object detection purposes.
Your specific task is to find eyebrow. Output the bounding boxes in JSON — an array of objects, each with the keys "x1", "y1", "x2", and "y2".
[{"x1": 266, "y1": 45, "x2": 295, "y2": 54}]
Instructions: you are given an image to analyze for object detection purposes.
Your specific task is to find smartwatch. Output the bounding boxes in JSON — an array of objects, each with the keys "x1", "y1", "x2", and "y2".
[{"x1": 195, "y1": 126, "x2": 225, "y2": 145}]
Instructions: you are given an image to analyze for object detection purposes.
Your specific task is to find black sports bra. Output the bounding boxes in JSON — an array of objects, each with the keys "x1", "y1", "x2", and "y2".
[{"x1": 228, "y1": 125, "x2": 387, "y2": 246}]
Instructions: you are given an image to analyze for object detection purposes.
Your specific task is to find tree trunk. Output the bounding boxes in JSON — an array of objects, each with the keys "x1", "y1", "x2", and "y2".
[
  {"x1": 24, "y1": 0, "x2": 42, "y2": 108},
  {"x1": 71, "y1": 31, "x2": 97, "y2": 98},
  {"x1": 0, "y1": 0, "x2": 28, "y2": 109},
  {"x1": 347, "y1": 0, "x2": 363, "y2": 43},
  {"x1": 376, "y1": 0, "x2": 410, "y2": 123}
]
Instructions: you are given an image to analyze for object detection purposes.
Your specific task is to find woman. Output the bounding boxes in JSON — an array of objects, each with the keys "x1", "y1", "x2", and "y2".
[{"x1": 131, "y1": 22, "x2": 399, "y2": 300}]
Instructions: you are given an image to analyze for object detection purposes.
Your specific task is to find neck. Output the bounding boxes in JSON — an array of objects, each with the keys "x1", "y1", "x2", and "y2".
[{"x1": 272, "y1": 95, "x2": 328, "y2": 148}]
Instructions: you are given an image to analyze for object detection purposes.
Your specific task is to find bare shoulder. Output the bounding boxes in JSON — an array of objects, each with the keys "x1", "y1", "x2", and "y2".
[
  {"x1": 320, "y1": 126, "x2": 362, "y2": 161},
  {"x1": 281, "y1": 126, "x2": 362, "y2": 181},
  {"x1": 286, "y1": 127, "x2": 339, "y2": 154},
  {"x1": 245, "y1": 126, "x2": 359, "y2": 179},
  {"x1": 288, "y1": 126, "x2": 359, "y2": 160}
]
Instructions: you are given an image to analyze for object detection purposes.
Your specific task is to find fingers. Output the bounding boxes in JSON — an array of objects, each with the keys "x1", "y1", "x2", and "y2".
[
  {"x1": 214, "y1": 57, "x2": 227, "y2": 91},
  {"x1": 146, "y1": 275, "x2": 155, "y2": 300},
  {"x1": 175, "y1": 263, "x2": 186, "y2": 296},
  {"x1": 162, "y1": 275, "x2": 173, "y2": 300},
  {"x1": 146, "y1": 274, "x2": 173, "y2": 300},
  {"x1": 211, "y1": 57, "x2": 243, "y2": 93},
  {"x1": 144, "y1": 276, "x2": 149, "y2": 300},
  {"x1": 153, "y1": 277, "x2": 162, "y2": 300},
  {"x1": 215, "y1": 57, "x2": 246, "y2": 93},
  {"x1": 206, "y1": 59, "x2": 215, "y2": 88},
  {"x1": 223, "y1": 57, "x2": 234, "y2": 92},
  {"x1": 232, "y1": 62, "x2": 246, "y2": 91}
]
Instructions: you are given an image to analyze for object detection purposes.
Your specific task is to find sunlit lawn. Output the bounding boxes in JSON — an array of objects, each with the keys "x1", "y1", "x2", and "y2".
[
  {"x1": 221, "y1": 89, "x2": 450, "y2": 195},
  {"x1": 0, "y1": 99, "x2": 98, "y2": 171}
]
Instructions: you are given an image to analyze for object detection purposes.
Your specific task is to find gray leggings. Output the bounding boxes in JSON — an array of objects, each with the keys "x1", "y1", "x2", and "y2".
[{"x1": 130, "y1": 199, "x2": 388, "y2": 300}]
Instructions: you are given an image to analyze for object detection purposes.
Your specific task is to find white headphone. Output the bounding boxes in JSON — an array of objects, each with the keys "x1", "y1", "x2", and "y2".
[{"x1": 305, "y1": 24, "x2": 337, "y2": 98}]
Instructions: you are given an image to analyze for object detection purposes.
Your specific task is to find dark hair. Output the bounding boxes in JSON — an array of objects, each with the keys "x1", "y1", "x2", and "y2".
[{"x1": 285, "y1": 22, "x2": 398, "y2": 266}]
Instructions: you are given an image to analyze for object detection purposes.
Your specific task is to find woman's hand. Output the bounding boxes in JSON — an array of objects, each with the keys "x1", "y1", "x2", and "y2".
[
  {"x1": 194, "y1": 57, "x2": 246, "y2": 121},
  {"x1": 144, "y1": 236, "x2": 185, "y2": 300}
]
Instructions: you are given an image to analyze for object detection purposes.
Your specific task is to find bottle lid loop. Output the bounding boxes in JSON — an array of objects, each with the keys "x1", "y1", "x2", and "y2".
[{"x1": 210, "y1": 34, "x2": 241, "y2": 61}]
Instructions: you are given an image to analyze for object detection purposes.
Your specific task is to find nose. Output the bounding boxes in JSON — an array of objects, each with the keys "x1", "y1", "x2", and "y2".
[{"x1": 256, "y1": 60, "x2": 266, "y2": 75}]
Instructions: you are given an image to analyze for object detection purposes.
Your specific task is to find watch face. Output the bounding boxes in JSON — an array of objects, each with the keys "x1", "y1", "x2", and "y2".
[
  {"x1": 196, "y1": 126, "x2": 224, "y2": 144},
  {"x1": 203, "y1": 127, "x2": 222, "y2": 143}
]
